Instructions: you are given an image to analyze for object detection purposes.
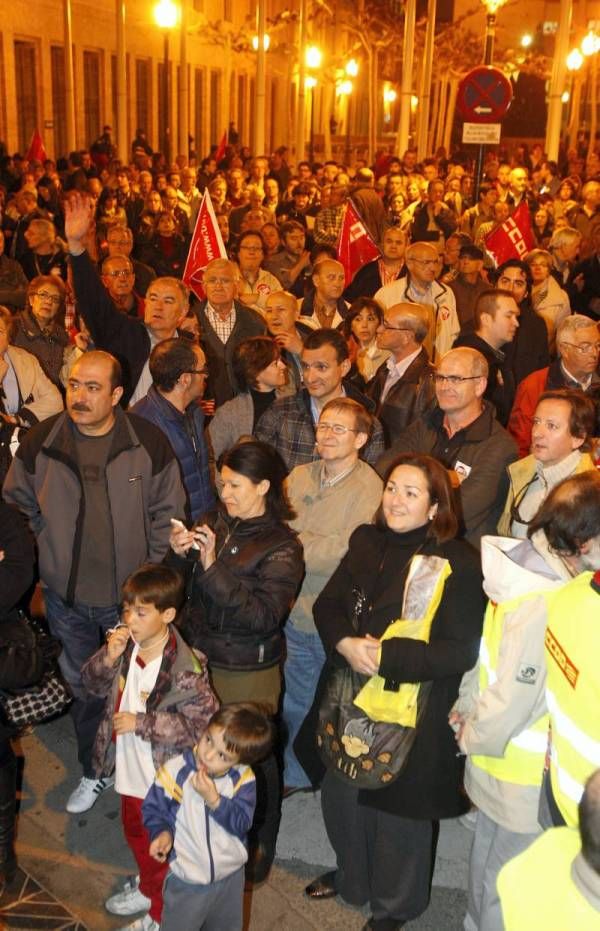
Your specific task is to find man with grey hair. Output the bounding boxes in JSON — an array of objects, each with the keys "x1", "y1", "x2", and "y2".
[
  {"x1": 374, "y1": 240, "x2": 460, "y2": 361},
  {"x1": 509, "y1": 313, "x2": 600, "y2": 457},
  {"x1": 550, "y1": 226, "x2": 582, "y2": 286},
  {"x1": 191, "y1": 257, "x2": 266, "y2": 407},
  {"x1": 367, "y1": 301, "x2": 435, "y2": 446},
  {"x1": 65, "y1": 194, "x2": 190, "y2": 406},
  {"x1": 377, "y1": 346, "x2": 517, "y2": 547}
]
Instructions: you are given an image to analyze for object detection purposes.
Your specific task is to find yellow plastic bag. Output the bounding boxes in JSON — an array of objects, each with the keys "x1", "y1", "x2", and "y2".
[{"x1": 354, "y1": 556, "x2": 451, "y2": 724}]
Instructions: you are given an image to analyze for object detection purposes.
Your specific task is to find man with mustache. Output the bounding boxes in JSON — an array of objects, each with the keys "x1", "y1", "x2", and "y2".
[{"x1": 4, "y1": 350, "x2": 185, "y2": 816}]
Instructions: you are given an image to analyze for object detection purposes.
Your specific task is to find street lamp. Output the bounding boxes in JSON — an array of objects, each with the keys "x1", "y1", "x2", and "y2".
[
  {"x1": 306, "y1": 45, "x2": 322, "y2": 69},
  {"x1": 567, "y1": 48, "x2": 584, "y2": 71},
  {"x1": 520, "y1": 33, "x2": 533, "y2": 49},
  {"x1": 252, "y1": 34, "x2": 270, "y2": 51},
  {"x1": 154, "y1": 0, "x2": 179, "y2": 167},
  {"x1": 480, "y1": 0, "x2": 507, "y2": 64},
  {"x1": 304, "y1": 45, "x2": 322, "y2": 164}
]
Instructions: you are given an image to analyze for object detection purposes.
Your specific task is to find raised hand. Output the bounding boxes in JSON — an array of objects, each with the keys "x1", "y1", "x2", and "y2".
[{"x1": 64, "y1": 193, "x2": 94, "y2": 252}]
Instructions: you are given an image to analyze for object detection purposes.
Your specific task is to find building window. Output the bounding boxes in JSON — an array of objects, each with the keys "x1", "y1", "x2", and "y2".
[
  {"x1": 51, "y1": 45, "x2": 67, "y2": 159},
  {"x1": 136, "y1": 59, "x2": 151, "y2": 143},
  {"x1": 210, "y1": 70, "x2": 220, "y2": 147},
  {"x1": 83, "y1": 50, "x2": 102, "y2": 146},
  {"x1": 14, "y1": 40, "x2": 38, "y2": 153}
]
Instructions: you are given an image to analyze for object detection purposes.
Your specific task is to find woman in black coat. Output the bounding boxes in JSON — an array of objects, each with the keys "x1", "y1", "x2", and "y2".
[
  {"x1": 306, "y1": 454, "x2": 484, "y2": 930},
  {"x1": 166, "y1": 440, "x2": 304, "y2": 884}
]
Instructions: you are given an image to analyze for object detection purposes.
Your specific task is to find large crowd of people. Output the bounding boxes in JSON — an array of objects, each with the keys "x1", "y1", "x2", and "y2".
[{"x1": 0, "y1": 130, "x2": 600, "y2": 931}]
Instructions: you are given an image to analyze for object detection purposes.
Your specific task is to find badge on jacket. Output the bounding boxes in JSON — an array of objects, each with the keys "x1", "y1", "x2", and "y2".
[{"x1": 516, "y1": 663, "x2": 539, "y2": 685}]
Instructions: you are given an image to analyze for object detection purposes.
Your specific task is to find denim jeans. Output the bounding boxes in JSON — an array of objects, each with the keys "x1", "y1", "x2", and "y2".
[
  {"x1": 282, "y1": 621, "x2": 326, "y2": 788},
  {"x1": 43, "y1": 589, "x2": 119, "y2": 777}
]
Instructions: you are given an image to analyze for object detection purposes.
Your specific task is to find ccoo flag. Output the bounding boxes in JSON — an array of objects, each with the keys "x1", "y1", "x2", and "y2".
[
  {"x1": 484, "y1": 201, "x2": 535, "y2": 267},
  {"x1": 182, "y1": 189, "x2": 228, "y2": 301},
  {"x1": 337, "y1": 200, "x2": 381, "y2": 286}
]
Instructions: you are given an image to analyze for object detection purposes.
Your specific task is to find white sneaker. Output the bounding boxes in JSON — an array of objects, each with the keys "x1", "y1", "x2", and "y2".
[
  {"x1": 66, "y1": 776, "x2": 115, "y2": 813},
  {"x1": 105, "y1": 876, "x2": 151, "y2": 916},
  {"x1": 116, "y1": 914, "x2": 160, "y2": 931}
]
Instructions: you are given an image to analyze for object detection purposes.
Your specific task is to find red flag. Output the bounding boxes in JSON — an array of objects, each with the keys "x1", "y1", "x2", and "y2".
[
  {"x1": 26, "y1": 129, "x2": 47, "y2": 163},
  {"x1": 484, "y1": 201, "x2": 535, "y2": 266},
  {"x1": 214, "y1": 131, "x2": 227, "y2": 164},
  {"x1": 337, "y1": 200, "x2": 381, "y2": 286},
  {"x1": 182, "y1": 189, "x2": 228, "y2": 301}
]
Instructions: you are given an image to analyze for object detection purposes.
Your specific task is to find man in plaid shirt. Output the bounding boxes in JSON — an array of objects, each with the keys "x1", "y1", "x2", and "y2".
[{"x1": 256, "y1": 328, "x2": 384, "y2": 471}]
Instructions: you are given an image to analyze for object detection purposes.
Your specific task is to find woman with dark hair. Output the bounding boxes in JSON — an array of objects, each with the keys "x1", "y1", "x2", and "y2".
[
  {"x1": 343, "y1": 297, "x2": 390, "y2": 383},
  {"x1": 94, "y1": 188, "x2": 127, "y2": 246},
  {"x1": 141, "y1": 212, "x2": 189, "y2": 278},
  {"x1": 305, "y1": 453, "x2": 484, "y2": 930},
  {"x1": 167, "y1": 439, "x2": 304, "y2": 884},
  {"x1": 207, "y1": 336, "x2": 290, "y2": 462},
  {"x1": 11, "y1": 275, "x2": 69, "y2": 387},
  {"x1": 531, "y1": 205, "x2": 554, "y2": 249}
]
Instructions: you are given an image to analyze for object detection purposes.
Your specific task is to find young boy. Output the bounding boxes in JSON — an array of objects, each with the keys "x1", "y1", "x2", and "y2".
[
  {"x1": 81, "y1": 563, "x2": 219, "y2": 931},
  {"x1": 142, "y1": 703, "x2": 273, "y2": 931}
]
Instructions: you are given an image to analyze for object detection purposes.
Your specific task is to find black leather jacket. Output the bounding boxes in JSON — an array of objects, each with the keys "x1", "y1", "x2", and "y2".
[{"x1": 169, "y1": 508, "x2": 304, "y2": 671}]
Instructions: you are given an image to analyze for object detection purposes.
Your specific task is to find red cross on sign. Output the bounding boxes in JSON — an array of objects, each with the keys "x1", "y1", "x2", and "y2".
[{"x1": 457, "y1": 67, "x2": 513, "y2": 124}]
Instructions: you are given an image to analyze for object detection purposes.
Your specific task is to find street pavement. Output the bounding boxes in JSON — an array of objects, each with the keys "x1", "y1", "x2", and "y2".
[{"x1": 2, "y1": 713, "x2": 473, "y2": 929}]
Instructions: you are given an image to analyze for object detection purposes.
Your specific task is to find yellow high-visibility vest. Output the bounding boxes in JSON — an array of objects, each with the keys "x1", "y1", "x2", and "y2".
[
  {"x1": 471, "y1": 593, "x2": 549, "y2": 786},
  {"x1": 498, "y1": 827, "x2": 600, "y2": 930},
  {"x1": 545, "y1": 571, "x2": 600, "y2": 826}
]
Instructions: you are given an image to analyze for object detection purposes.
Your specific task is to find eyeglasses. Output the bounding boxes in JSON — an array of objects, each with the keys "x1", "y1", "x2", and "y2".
[
  {"x1": 432, "y1": 373, "x2": 482, "y2": 386},
  {"x1": 560, "y1": 341, "x2": 600, "y2": 355},
  {"x1": 380, "y1": 321, "x2": 413, "y2": 332},
  {"x1": 316, "y1": 422, "x2": 357, "y2": 435},
  {"x1": 409, "y1": 257, "x2": 440, "y2": 267},
  {"x1": 33, "y1": 291, "x2": 61, "y2": 304},
  {"x1": 104, "y1": 269, "x2": 133, "y2": 279}
]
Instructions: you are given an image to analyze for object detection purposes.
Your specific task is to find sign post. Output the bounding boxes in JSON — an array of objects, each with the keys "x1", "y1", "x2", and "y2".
[{"x1": 456, "y1": 66, "x2": 513, "y2": 199}]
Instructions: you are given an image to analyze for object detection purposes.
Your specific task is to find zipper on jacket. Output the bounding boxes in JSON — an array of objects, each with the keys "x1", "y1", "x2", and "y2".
[{"x1": 205, "y1": 807, "x2": 215, "y2": 882}]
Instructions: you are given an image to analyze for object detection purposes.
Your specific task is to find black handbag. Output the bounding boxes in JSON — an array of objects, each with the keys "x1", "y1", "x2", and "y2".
[{"x1": 0, "y1": 613, "x2": 71, "y2": 729}]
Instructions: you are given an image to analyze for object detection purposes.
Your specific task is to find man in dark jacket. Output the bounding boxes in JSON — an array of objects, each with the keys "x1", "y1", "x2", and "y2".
[
  {"x1": 454, "y1": 289, "x2": 520, "y2": 426},
  {"x1": 65, "y1": 194, "x2": 189, "y2": 406},
  {"x1": 257, "y1": 328, "x2": 384, "y2": 470},
  {"x1": 4, "y1": 350, "x2": 186, "y2": 815},
  {"x1": 411, "y1": 180, "x2": 457, "y2": 247},
  {"x1": 368, "y1": 302, "x2": 435, "y2": 446},
  {"x1": 493, "y1": 260, "x2": 549, "y2": 386},
  {"x1": 131, "y1": 338, "x2": 214, "y2": 522},
  {"x1": 377, "y1": 347, "x2": 517, "y2": 547}
]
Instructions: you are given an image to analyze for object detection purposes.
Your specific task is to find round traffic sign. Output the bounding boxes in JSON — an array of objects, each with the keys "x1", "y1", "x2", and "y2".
[{"x1": 457, "y1": 67, "x2": 513, "y2": 123}]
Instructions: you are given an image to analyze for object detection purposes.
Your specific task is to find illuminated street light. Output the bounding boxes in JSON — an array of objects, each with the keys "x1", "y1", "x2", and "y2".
[
  {"x1": 411, "y1": 95, "x2": 419, "y2": 110},
  {"x1": 581, "y1": 31, "x2": 600, "y2": 56},
  {"x1": 306, "y1": 45, "x2": 322, "y2": 68},
  {"x1": 337, "y1": 80, "x2": 353, "y2": 95},
  {"x1": 345, "y1": 58, "x2": 359, "y2": 77},
  {"x1": 154, "y1": 0, "x2": 179, "y2": 166},
  {"x1": 305, "y1": 76, "x2": 317, "y2": 89},
  {"x1": 520, "y1": 34, "x2": 533, "y2": 48},
  {"x1": 567, "y1": 48, "x2": 584, "y2": 71},
  {"x1": 384, "y1": 88, "x2": 397, "y2": 103},
  {"x1": 154, "y1": 0, "x2": 178, "y2": 28},
  {"x1": 252, "y1": 34, "x2": 270, "y2": 51},
  {"x1": 561, "y1": 90, "x2": 570, "y2": 103}
]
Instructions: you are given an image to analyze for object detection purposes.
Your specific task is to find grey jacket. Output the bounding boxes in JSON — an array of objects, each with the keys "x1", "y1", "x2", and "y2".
[{"x1": 3, "y1": 408, "x2": 186, "y2": 603}]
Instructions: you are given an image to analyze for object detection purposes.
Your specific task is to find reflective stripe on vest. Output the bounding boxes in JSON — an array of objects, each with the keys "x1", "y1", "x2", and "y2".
[{"x1": 472, "y1": 597, "x2": 548, "y2": 787}]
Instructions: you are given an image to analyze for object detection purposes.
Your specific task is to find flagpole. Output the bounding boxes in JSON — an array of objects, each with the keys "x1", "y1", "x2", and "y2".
[{"x1": 63, "y1": 0, "x2": 77, "y2": 153}]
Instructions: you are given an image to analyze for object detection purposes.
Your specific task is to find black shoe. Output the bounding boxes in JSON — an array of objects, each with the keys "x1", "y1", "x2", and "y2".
[
  {"x1": 245, "y1": 842, "x2": 275, "y2": 887},
  {"x1": 305, "y1": 870, "x2": 337, "y2": 899},
  {"x1": 362, "y1": 918, "x2": 405, "y2": 930}
]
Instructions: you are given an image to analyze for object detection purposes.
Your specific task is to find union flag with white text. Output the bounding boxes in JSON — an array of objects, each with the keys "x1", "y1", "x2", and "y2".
[
  {"x1": 337, "y1": 200, "x2": 381, "y2": 286},
  {"x1": 484, "y1": 201, "x2": 535, "y2": 267},
  {"x1": 182, "y1": 189, "x2": 228, "y2": 301}
]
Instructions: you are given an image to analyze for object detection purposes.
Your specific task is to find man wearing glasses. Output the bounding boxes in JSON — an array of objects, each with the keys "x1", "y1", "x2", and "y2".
[
  {"x1": 374, "y1": 241, "x2": 459, "y2": 362},
  {"x1": 282, "y1": 397, "x2": 383, "y2": 793},
  {"x1": 509, "y1": 315, "x2": 600, "y2": 458},
  {"x1": 104, "y1": 225, "x2": 155, "y2": 298},
  {"x1": 367, "y1": 302, "x2": 435, "y2": 446},
  {"x1": 377, "y1": 347, "x2": 517, "y2": 547},
  {"x1": 100, "y1": 255, "x2": 143, "y2": 319}
]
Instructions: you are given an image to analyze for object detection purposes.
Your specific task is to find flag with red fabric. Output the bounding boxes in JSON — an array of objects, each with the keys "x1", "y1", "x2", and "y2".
[
  {"x1": 484, "y1": 201, "x2": 535, "y2": 266},
  {"x1": 337, "y1": 199, "x2": 381, "y2": 286},
  {"x1": 182, "y1": 189, "x2": 228, "y2": 301},
  {"x1": 214, "y1": 131, "x2": 227, "y2": 164},
  {"x1": 26, "y1": 129, "x2": 47, "y2": 163}
]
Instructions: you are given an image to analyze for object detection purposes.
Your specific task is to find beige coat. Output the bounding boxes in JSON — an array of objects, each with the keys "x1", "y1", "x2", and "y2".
[
  {"x1": 6, "y1": 345, "x2": 63, "y2": 424},
  {"x1": 286, "y1": 458, "x2": 383, "y2": 633}
]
